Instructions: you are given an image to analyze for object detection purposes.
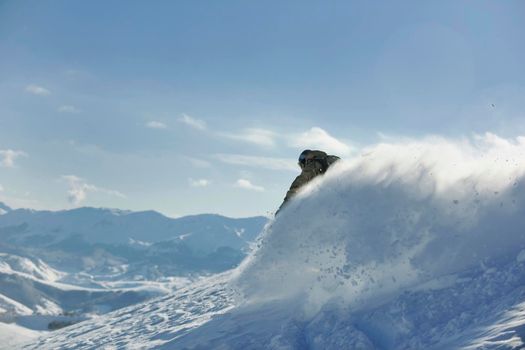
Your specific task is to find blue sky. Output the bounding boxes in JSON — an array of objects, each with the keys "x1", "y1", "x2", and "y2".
[{"x1": 0, "y1": 1, "x2": 524, "y2": 217}]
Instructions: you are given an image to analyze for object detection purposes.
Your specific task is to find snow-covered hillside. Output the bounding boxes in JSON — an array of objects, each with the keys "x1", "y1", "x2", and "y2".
[
  {"x1": 0, "y1": 203, "x2": 11, "y2": 216},
  {"x1": 0, "y1": 206, "x2": 267, "y2": 278},
  {"x1": 0, "y1": 252, "x2": 169, "y2": 328},
  {"x1": 21, "y1": 135, "x2": 525, "y2": 349},
  {"x1": 0, "y1": 322, "x2": 39, "y2": 349},
  {"x1": 0, "y1": 253, "x2": 64, "y2": 282},
  {"x1": 0, "y1": 206, "x2": 266, "y2": 347}
]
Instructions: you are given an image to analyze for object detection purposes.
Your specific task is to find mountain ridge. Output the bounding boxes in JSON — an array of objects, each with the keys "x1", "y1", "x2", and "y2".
[
  {"x1": 0, "y1": 202, "x2": 12, "y2": 215},
  {"x1": 0, "y1": 203, "x2": 267, "y2": 249}
]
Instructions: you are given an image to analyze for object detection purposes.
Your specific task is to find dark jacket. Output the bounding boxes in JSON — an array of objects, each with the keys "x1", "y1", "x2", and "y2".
[{"x1": 277, "y1": 150, "x2": 333, "y2": 214}]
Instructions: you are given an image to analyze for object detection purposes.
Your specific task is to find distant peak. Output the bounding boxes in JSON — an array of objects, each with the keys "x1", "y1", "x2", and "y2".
[
  {"x1": 0, "y1": 202, "x2": 13, "y2": 212},
  {"x1": 69, "y1": 206, "x2": 133, "y2": 216}
]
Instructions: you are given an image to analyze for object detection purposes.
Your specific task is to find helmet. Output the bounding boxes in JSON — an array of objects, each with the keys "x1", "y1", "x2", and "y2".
[{"x1": 298, "y1": 150, "x2": 311, "y2": 168}]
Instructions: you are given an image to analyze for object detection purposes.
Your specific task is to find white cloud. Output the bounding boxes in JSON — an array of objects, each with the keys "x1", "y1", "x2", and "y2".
[
  {"x1": 58, "y1": 105, "x2": 81, "y2": 114},
  {"x1": 61, "y1": 175, "x2": 125, "y2": 205},
  {"x1": 146, "y1": 121, "x2": 167, "y2": 129},
  {"x1": 216, "y1": 154, "x2": 298, "y2": 172},
  {"x1": 235, "y1": 179, "x2": 265, "y2": 192},
  {"x1": 189, "y1": 178, "x2": 210, "y2": 187},
  {"x1": 178, "y1": 114, "x2": 207, "y2": 130},
  {"x1": 0, "y1": 149, "x2": 27, "y2": 168},
  {"x1": 289, "y1": 127, "x2": 353, "y2": 156},
  {"x1": 0, "y1": 184, "x2": 4, "y2": 192},
  {"x1": 222, "y1": 128, "x2": 278, "y2": 147},
  {"x1": 25, "y1": 84, "x2": 50, "y2": 96},
  {"x1": 218, "y1": 125, "x2": 351, "y2": 154},
  {"x1": 61, "y1": 175, "x2": 90, "y2": 204}
]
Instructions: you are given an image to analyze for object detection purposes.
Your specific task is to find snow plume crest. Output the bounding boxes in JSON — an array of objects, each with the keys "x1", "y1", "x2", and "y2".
[{"x1": 233, "y1": 133, "x2": 525, "y2": 315}]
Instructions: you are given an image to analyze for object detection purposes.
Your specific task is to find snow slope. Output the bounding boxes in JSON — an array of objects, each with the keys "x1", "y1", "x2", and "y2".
[
  {"x1": 25, "y1": 273, "x2": 237, "y2": 349},
  {"x1": 0, "y1": 252, "x2": 172, "y2": 334},
  {"x1": 22, "y1": 134, "x2": 525, "y2": 349},
  {"x1": 0, "y1": 322, "x2": 40, "y2": 350},
  {"x1": 0, "y1": 253, "x2": 64, "y2": 282},
  {"x1": 0, "y1": 208, "x2": 266, "y2": 341}
]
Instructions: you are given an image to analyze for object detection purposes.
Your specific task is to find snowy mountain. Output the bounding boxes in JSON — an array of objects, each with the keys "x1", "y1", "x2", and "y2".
[
  {"x1": 0, "y1": 203, "x2": 11, "y2": 216},
  {"x1": 0, "y1": 253, "x2": 166, "y2": 318},
  {"x1": 0, "y1": 253, "x2": 63, "y2": 282},
  {"x1": 22, "y1": 135, "x2": 525, "y2": 349},
  {"x1": 0, "y1": 205, "x2": 267, "y2": 348},
  {"x1": 0, "y1": 205, "x2": 266, "y2": 252},
  {"x1": 0, "y1": 205, "x2": 267, "y2": 277},
  {"x1": 0, "y1": 251, "x2": 170, "y2": 350}
]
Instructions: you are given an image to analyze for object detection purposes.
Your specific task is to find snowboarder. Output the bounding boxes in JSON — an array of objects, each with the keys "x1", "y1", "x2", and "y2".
[{"x1": 276, "y1": 149, "x2": 340, "y2": 215}]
